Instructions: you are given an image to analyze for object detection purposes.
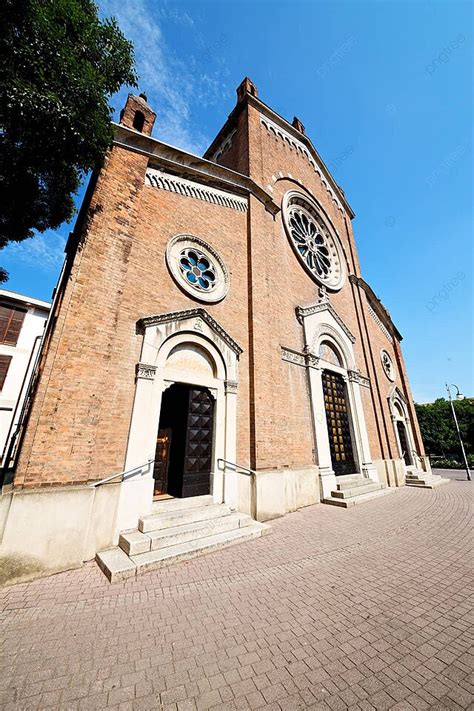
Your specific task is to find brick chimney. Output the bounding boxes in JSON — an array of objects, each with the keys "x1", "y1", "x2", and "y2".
[
  {"x1": 119, "y1": 93, "x2": 156, "y2": 136},
  {"x1": 292, "y1": 116, "x2": 305, "y2": 135},
  {"x1": 236, "y1": 77, "x2": 258, "y2": 103}
]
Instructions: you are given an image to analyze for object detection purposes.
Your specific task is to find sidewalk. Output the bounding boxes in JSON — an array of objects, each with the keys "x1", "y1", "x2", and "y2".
[{"x1": 0, "y1": 476, "x2": 472, "y2": 710}]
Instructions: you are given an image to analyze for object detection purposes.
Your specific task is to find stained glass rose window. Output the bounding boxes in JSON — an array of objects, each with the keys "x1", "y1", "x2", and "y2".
[
  {"x1": 178, "y1": 249, "x2": 216, "y2": 292},
  {"x1": 166, "y1": 235, "x2": 229, "y2": 303},
  {"x1": 282, "y1": 192, "x2": 345, "y2": 291},
  {"x1": 381, "y1": 349, "x2": 395, "y2": 381}
]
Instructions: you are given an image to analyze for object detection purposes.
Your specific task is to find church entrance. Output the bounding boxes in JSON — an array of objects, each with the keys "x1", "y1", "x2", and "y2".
[
  {"x1": 322, "y1": 369, "x2": 356, "y2": 476},
  {"x1": 396, "y1": 420, "x2": 412, "y2": 466},
  {"x1": 153, "y1": 383, "x2": 215, "y2": 498}
]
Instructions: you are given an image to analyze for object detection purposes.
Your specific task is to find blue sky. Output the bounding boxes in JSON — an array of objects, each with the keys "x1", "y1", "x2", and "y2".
[{"x1": 2, "y1": 0, "x2": 472, "y2": 402}]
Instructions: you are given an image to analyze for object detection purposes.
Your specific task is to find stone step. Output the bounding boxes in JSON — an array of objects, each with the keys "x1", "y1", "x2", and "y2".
[
  {"x1": 406, "y1": 475, "x2": 450, "y2": 489},
  {"x1": 97, "y1": 522, "x2": 270, "y2": 582},
  {"x1": 323, "y1": 487, "x2": 398, "y2": 508},
  {"x1": 119, "y1": 512, "x2": 252, "y2": 556},
  {"x1": 337, "y1": 477, "x2": 376, "y2": 491},
  {"x1": 332, "y1": 482, "x2": 385, "y2": 499},
  {"x1": 151, "y1": 494, "x2": 213, "y2": 514},
  {"x1": 139, "y1": 503, "x2": 232, "y2": 533}
]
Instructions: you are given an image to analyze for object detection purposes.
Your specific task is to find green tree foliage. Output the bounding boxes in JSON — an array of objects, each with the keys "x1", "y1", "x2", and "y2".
[
  {"x1": 0, "y1": 0, "x2": 137, "y2": 277},
  {"x1": 415, "y1": 397, "x2": 474, "y2": 463}
]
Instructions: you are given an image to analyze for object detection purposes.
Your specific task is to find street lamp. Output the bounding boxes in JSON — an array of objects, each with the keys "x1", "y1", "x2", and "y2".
[{"x1": 445, "y1": 383, "x2": 471, "y2": 481}]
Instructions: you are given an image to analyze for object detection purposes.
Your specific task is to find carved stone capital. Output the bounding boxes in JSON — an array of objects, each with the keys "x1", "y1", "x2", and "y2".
[
  {"x1": 347, "y1": 369, "x2": 371, "y2": 388},
  {"x1": 225, "y1": 380, "x2": 238, "y2": 394},
  {"x1": 136, "y1": 362, "x2": 157, "y2": 381}
]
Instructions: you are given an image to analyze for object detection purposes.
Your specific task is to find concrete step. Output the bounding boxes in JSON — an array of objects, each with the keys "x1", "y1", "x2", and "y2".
[
  {"x1": 97, "y1": 521, "x2": 270, "y2": 582},
  {"x1": 406, "y1": 475, "x2": 450, "y2": 489},
  {"x1": 323, "y1": 487, "x2": 398, "y2": 508},
  {"x1": 337, "y1": 477, "x2": 374, "y2": 491},
  {"x1": 332, "y1": 482, "x2": 385, "y2": 499},
  {"x1": 119, "y1": 512, "x2": 252, "y2": 556},
  {"x1": 151, "y1": 494, "x2": 213, "y2": 514},
  {"x1": 139, "y1": 503, "x2": 232, "y2": 533}
]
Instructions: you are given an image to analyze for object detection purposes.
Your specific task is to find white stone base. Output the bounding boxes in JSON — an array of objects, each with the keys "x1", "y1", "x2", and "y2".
[
  {"x1": 238, "y1": 466, "x2": 320, "y2": 522},
  {"x1": 0, "y1": 483, "x2": 120, "y2": 586},
  {"x1": 373, "y1": 458, "x2": 407, "y2": 487}
]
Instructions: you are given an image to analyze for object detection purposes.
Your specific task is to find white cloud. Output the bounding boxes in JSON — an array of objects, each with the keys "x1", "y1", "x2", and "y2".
[
  {"x1": 100, "y1": 0, "x2": 230, "y2": 155},
  {"x1": 2, "y1": 232, "x2": 66, "y2": 272}
]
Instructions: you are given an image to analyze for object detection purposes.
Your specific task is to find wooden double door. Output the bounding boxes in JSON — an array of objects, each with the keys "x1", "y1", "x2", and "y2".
[
  {"x1": 153, "y1": 384, "x2": 215, "y2": 498},
  {"x1": 322, "y1": 369, "x2": 356, "y2": 476}
]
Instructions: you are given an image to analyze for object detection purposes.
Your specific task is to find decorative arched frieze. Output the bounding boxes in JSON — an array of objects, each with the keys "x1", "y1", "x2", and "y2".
[
  {"x1": 145, "y1": 168, "x2": 248, "y2": 212},
  {"x1": 261, "y1": 118, "x2": 345, "y2": 213}
]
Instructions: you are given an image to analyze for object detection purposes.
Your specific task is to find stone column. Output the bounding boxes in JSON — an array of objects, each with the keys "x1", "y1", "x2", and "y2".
[{"x1": 115, "y1": 362, "x2": 158, "y2": 536}]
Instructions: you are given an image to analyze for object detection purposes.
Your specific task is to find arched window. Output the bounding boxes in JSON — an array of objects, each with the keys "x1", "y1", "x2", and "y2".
[
  {"x1": 133, "y1": 111, "x2": 146, "y2": 132},
  {"x1": 319, "y1": 340, "x2": 343, "y2": 367}
]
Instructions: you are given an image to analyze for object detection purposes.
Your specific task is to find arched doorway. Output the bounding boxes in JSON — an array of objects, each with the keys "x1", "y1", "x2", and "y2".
[
  {"x1": 153, "y1": 383, "x2": 215, "y2": 498},
  {"x1": 319, "y1": 340, "x2": 358, "y2": 477},
  {"x1": 391, "y1": 395, "x2": 415, "y2": 467},
  {"x1": 116, "y1": 308, "x2": 241, "y2": 534}
]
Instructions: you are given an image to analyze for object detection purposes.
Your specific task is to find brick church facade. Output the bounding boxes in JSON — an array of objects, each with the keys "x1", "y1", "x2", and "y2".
[{"x1": 0, "y1": 78, "x2": 435, "y2": 581}]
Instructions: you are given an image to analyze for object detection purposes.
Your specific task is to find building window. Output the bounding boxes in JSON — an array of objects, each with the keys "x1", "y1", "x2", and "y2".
[
  {"x1": 282, "y1": 191, "x2": 345, "y2": 291},
  {"x1": 178, "y1": 248, "x2": 217, "y2": 292},
  {"x1": 319, "y1": 340, "x2": 343, "y2": 367},
  {"x1": 166, "y1": 234, "x2": 229, "y2": 303},
  {"x1": 381, "y1": 349, "x2": 395, "y2": 381},
  {"x1": 0, "y1": 354, "x2": 12, "y2": 391},
  {"x1": 0, "y1": 305, "x2": 26, "y2": 346}
]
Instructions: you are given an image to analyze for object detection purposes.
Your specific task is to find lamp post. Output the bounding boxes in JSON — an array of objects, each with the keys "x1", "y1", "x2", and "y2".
[{"x1": 445, "y1": 383, "x2": 471, "y2": 481}]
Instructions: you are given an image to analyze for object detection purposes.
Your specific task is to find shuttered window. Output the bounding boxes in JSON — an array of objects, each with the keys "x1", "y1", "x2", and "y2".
[
  {"x1": 0, "y1": 305, "x2": 26, "y2": 346},
  {"x1": 0, "y1": 355, "x2": 12, "y2": 391}
]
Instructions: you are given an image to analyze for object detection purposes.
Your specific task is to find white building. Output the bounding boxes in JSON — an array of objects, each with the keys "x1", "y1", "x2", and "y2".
[{"x1": 0, "y1": 290, "x2": 50, "y2": 467}]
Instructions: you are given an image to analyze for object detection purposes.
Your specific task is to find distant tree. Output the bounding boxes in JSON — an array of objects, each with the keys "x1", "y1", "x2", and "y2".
[
  {"x1": 0, "y1": 0, "x2": 138, "y2": 280},
  {"x1": 415, "y1": 397, "x2": 474, "y2": 461}
]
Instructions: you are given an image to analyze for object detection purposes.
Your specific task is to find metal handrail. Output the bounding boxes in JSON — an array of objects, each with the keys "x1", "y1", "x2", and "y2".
[
  {"x1": 89, "y1": 458, "x2": 154, "y2": 488},
  {"x1": 217, "y1": 458, "x2": 255, "y2": 477}
]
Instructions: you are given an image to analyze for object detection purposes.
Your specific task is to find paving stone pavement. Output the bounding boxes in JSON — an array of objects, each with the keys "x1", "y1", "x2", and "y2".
[{"x1": 0, "y1": 473, "x2": 472, "y2": 710}]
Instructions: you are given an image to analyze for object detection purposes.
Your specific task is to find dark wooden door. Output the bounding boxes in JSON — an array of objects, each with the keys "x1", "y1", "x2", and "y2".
[
  {"x1": 153, "y1": 427, "x2": 171, "y2": 495},
  {"x1": 322, "y1": 370, "x2": 356, "y2": 476},
  {"x1": 182, "y1": 388, "x2": 214, "y2": 497},
  {"x1": 396, "y1": 421, "x2": 412, "y2": 466}
]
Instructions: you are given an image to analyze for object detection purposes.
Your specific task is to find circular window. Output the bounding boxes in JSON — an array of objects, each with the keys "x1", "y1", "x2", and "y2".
[
  {"x1": 282, "y1": 191, "x2": 345, "y2": 291},
  {"x1": 166, "y1": 235, "x2": 229, "y2": 302},
  {"x1": 381, "y1": 349, "x2": 395, "y2": 381}
]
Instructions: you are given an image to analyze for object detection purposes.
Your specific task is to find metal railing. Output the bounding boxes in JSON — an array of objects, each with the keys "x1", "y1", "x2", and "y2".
[
  {"x1": 217, "y1": 458, "x2": 255, "y2": 477},
  {"x1": 217, "y1": 458, "x2": 257, "y2": 518},
  {"x1": 90, "y1": 458, "x2": 154, "y2": 488}
]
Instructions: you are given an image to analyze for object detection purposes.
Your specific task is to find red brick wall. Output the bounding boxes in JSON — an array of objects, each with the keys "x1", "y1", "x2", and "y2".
[{"x1": 16, "y1": 92, "x2": 424, "y2": 489}]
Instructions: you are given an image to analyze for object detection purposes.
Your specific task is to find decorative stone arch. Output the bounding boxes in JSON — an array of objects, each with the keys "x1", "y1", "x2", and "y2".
[
  {"x1": 311, "y1": 324, "x2": 355, "y2": 371},
  {"x1": 388, "y1": 386, "x2": 417, "y2": 468},
  {"x1": 116, "y1": 308, "x2": 242, "y2": 534},
  {"x1": 295, "y1": 293, "x2": 378, "y2": 499}
]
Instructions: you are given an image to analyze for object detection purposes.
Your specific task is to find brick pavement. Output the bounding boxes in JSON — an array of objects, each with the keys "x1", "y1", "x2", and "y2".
[{"x1": 0, "y1": 476, "x2": 472, "y2": 710}]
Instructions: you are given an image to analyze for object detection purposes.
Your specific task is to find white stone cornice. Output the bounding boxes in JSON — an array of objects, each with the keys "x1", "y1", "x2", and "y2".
[
  {"x1": 138, "y1": 307, "x2": 243, "y2": 356},
  {"x1": 296, "y1": 301, "x2": 356, "y2": 344},
  {"x1": 145, "y1": 168, "x2": 248, "y2": 212},
  {"x1": 368, "y1": 303, "x2": 393, "y2": 343}
]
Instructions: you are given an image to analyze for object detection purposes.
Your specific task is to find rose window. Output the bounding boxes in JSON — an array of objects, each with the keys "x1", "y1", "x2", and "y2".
[
  {"x1": 166, "y1": 235, "x2": 229, "y2": 303},
  {"x1": 381, "y1": 349, "x2": 395, "y2": 381},
  {"x1": 282, "y1": 192, "x2": 345, "y2": 291},
  {"x1": 179, "y1": 249, "x2": 216, "y2": 292}
]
